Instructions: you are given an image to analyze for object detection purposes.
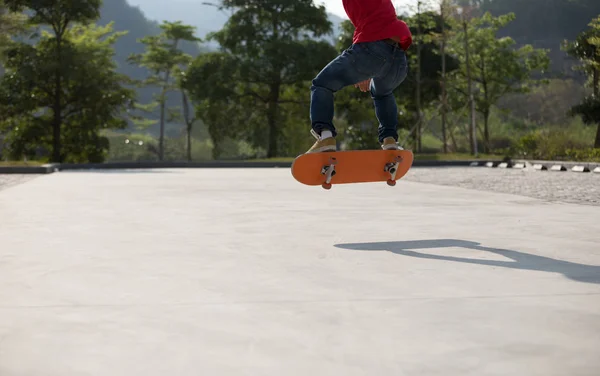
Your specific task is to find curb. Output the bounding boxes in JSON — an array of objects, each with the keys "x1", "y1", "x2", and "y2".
[
  {"x1": 58, "y1": 160, "x2": 504, "y2": 169},
  {"x1": 550, "y1": 165, "x2": 567, "y2": 172},
  {"x1": 0, "y1": 164, "x2": 58, "y2": 174},
  {"x1": 412, "y1": 160, "x2": 502, "y2": 167},
  {"x1": 572, "y1": 166, "x2": 591, "y2": 173},
  {"x1": 512, "y1": 159, "x2": 600, "y2": 172},
  {"x1": 3, "y1": 158, "x2": 598, "y2": 173},
  {"x1": 0, "y1": 159, "x2": 504, "y2": 173},
  {"x1": 57, "y1": 161, "x2": 294, "y2": 170}
]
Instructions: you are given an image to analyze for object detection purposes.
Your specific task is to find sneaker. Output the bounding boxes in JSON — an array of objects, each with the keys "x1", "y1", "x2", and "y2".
[
  {"x1": 305, "y1": 129, "x2": 337, "y2": 153},
  {"x1": 381, "y1": 137, "x2": 404, "y2": 150}
]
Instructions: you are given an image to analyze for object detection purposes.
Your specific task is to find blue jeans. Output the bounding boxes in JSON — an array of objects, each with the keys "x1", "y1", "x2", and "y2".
[{"x1": 310, "y1": 40, "x2": 408, "y2": 143}]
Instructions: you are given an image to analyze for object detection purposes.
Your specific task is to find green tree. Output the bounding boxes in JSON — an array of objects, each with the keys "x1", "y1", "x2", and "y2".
[
  {"x1": 437, "y1": 0, "x2": 452, "y2": 153},
  {"x1": 202, "y1": 0, "x2": 338, "y2": 158},
  {"x1": 0, "y1": 22, "x2": 135, "y2": 162},
  {"x1": 565, "y1": 15, "x2": 600, "y2": 147},
  {"x1": 177, "y1": 68, "x2": 200, "y2": 161},
  {"x1": 185, "y1": 51, "x2": 251, "y2": 159},
  {"x1": 3, "y1": 0, "x2": 104, "y2": 162},
  {"x1": 0, "y1": 0, "x2": 27, "y2": 59},
  {"x1": 128, "y1": 21, "x2": 200, "y2": 161},
  {"x1": 447, "y1": 11, "x2": 549, "y2": 152}
]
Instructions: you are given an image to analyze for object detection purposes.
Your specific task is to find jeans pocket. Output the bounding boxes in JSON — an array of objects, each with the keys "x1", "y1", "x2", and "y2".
[{"x1": 349, "y1": 42, "x2": 387, "y2": 76}]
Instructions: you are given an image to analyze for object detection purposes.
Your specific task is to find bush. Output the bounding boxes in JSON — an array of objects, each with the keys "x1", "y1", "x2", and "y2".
[
  {"x1": 104, "y1": 131, "x2": 213, "y2": 162},
  {"x1": 510, "y1": 124, "x2": 597, "y2": 161},
  {"x1": 564, "y1": 148, "x2": 600, "y2": 162},
  {"x1": 343, "y1": 124, "x2": 381, "y2": 150}
]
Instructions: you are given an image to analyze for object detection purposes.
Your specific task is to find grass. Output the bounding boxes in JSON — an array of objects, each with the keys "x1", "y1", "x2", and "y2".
[
  {"x1": 0, "y1": 161, "x2": 47, "y2": 167},
  {"x1": 251, "y1": 152, "x2": 502, "y2": 163},
  {"x1": 0, "y1": 153, "x2": 505, "y2": 166},
  {"x1": 412, "y1": 153, "x2": 501, "y2": 161}
]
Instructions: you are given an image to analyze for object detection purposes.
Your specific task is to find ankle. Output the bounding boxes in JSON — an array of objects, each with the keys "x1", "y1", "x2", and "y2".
[{"x1": 321, "y1": 130, "x2": 333, "y2": 140}]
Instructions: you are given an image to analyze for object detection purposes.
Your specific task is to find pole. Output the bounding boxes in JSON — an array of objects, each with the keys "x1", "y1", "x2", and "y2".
[
  {"x1": 463, "y1": 16, "x2": 478, "y2": 157},
  {"x1": 440, "y1": 0, "x2": 448, "y2": 153},
  {"x1": 415, "y1": 0, "x2": 422, "y2": 152}
]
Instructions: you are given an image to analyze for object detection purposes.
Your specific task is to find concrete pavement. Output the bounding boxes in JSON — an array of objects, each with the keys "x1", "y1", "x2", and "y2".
[
  {"x1": 1, "y1": 168, "x2": 599, "y2": 376},
  {"x1": 403, "y1": 166, "x2": 600, "y2": 206}
]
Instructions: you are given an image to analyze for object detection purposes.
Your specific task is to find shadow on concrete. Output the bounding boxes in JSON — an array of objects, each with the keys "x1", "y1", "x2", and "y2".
[{"x1": 334, "y1": 239, "x2": 600, "y2": 285}]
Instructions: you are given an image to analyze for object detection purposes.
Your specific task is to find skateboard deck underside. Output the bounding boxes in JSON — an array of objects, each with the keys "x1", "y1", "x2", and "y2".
[{"x1": 291, "y1": 150, "x2": 413, "y2": 186}]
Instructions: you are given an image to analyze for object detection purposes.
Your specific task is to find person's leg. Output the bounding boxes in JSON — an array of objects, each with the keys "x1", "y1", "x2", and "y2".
[
  {"x1": 369, "y1": 45, "x2": 408, "y2": 147},
  {"x1": 307, "y1": 43, "x2": 389, "y2": 153}
]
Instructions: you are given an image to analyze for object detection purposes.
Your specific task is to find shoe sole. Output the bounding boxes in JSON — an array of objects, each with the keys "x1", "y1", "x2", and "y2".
[{"x1": 306, "y1": 145, "x2": 337, "y2": 153}]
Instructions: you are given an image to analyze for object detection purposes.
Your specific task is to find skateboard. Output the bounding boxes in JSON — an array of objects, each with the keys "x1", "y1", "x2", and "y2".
[{"x1": 291, "y1": 149, "x2": 413, "y2": 189}]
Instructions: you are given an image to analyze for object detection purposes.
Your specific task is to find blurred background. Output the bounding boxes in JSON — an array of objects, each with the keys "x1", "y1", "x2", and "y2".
[{"x1": 0, "y1": 0, "x2": 599, "y2": 164}]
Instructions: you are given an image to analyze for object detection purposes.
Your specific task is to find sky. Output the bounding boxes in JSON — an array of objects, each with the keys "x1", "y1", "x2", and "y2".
[{"x1": 316, "y1": 0, "x2": 418, "y2": 19}]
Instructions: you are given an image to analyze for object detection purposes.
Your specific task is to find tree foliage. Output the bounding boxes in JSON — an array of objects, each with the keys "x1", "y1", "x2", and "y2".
[
  {"x1": 447, "y1": 11, "x2": 549, "y2": 152},
  {"x1": 189, "y1": 0, "x2": 338, "y2": 158},
  {"x1": 0, "y1": 0, "x2": 597, "y2": 162},
  {"x1": 0, "y1": 0, "x2": 27, "y2": 58},
  {"x1": 128, "y1": 21, "x2": 200, "y2": 160},
  {"x1": 565, "y1": 15, "x2": 600, "y2": 147},
  {"x1": 0, "y1": 22, "x2": 135, "y2": 162}
]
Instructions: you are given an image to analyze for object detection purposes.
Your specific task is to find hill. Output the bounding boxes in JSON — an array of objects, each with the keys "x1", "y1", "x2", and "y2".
[
  {"x1": 96, "y1": 0, "x2": 206, "y2": 136},
  {"x1": 124, "y1": 0, "x2": 345, "y2": 46},
  {"x1": 94, "y1": 0, "x2": 344, "y2": 137},
  {"x1": 480, "y1": 0, "x2": 600, "y2": 77}
]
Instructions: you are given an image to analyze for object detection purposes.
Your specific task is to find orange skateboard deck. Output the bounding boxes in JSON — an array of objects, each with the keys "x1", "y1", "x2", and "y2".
[{"x1": 291, "y1": 149, "x2": 414, "y2": 189}]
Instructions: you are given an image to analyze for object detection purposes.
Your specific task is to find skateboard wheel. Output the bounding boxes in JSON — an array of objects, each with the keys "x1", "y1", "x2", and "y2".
[
  {"x1": 387, "y1": 179, "x2": 396, "y2": 186},
  {"x1": 322, "y1": 183, "x2": 332, "y2": 190}
]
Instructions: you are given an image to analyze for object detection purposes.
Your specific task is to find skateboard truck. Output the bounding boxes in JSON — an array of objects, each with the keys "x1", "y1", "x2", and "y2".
[
  {"x1": 320, "y1": 157, "x2": 337, "y2": 190},
  {"x1": 384, "y1": 156, "x2": 403, "y2": 186}
]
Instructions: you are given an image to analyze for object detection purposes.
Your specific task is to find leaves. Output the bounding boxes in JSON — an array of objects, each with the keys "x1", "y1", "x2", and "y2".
[
  {"x1": 127, "y1": 20, "x2": 200, "y2": 160},
  {"x1": 446, "y1": 11, "x2": 549, "y2": 145},
  {"x1": 0, "y1": 19, "x2": 136, "y2": 162},
  {"x1": 0, "y1": 0, "x2": 28, "y2": 56},
  {"x1": 564, "y1": 15, "x2": 600, "y2": 146},
  {"x1": 4, "y1": 0, "x2": 101, "y2": 35},
  {"x1": 187, "y1": 0, "x2": 337, "y2": 157}
]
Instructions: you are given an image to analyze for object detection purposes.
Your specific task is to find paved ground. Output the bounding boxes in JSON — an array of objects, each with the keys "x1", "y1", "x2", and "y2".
[
  {"x1": 403, "y1": 167, "x2": 600, "y2": 206},
  {"x1": 1, "y1": 169, "x2": 599, "y2": 376},
  {"x1": 0, "y1": 174, "x2": 38, "y2": 192}
]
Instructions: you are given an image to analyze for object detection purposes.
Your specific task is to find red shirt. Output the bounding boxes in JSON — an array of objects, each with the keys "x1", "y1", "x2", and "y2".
[{"x1": 343, "y1": 0, "x2": 413, "y2": 51}]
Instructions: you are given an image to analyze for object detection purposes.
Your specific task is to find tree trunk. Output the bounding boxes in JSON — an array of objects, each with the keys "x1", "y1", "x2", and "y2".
[
  {"x1": 52, "y1": 74, "x2": 62, "y2": 163},
  {"x1": 595, "y1": 124, "x2": 600, "y2": 148},
  {"x1": 483, "y1": 109, "x2": 490, "y2": 153},
  {"x1": 463, "y1": 19, "x2": 477, "y2": 156},
  {"x1": 449, "y1": 127, "x2": 458, "y2": 152},
  {"x1": 267, "y1": 81, "x2": 281, "y2": 158},
  {"x1": 159, "y1": 92, "x2": 166, "y2": 161},
  {"x1": 440, "y1": 0, "x2": 448, "y2": 154},
  {"x1": 52, "y1": 34, "x2": 63, "y2": 163},
  {"x1": 415, "y1": 0, "x2": 422, "y2": 153},
  {"x1": 481, "y1": 53, "x2": 489, "y2": 154},
  {"x1": 187, "y1": 126, "x2": 192, "y2": 161},
  {"x1": 181, "y1": 90, "x2": 193, "y2": 161},
  {"x1": 593, "y1": 68, "x2": 599, "y2": 98},
  {"x1": 159, "y1": 71, "x2": 171, "y2": 161},
  {"x1": 212, "y1": 140, "x2": 221, "y2": 160}
]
